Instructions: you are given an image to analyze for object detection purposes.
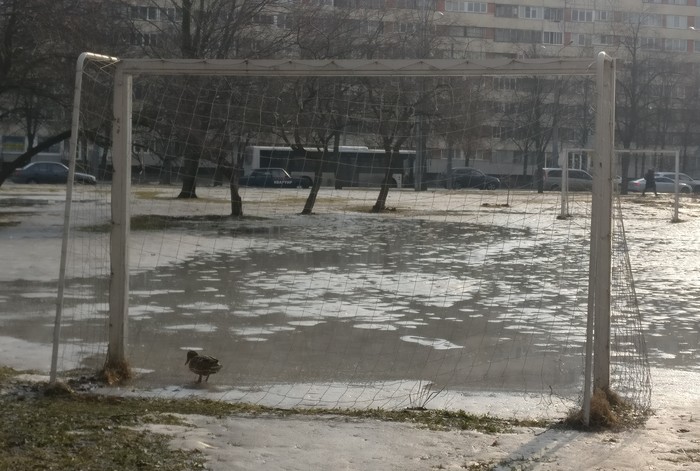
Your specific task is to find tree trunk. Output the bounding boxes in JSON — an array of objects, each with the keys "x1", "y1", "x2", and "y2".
[
  {"x1": 302, "y1": 162, "x2": 324, "y2": 215},
  {"x1": 372, "y1": 150, "x2": 395, "y2": 213},
  {"x1": 160, "y1": 158, "x2": 172, "y2": 185},
  {"x1": 220, "y1": 165, "x2": 243, "y2": 216},
  {"x1": 303, "y1": 135, "x2": 339, "y2": 214},
  {"x1": 230, "y1": 180, "x2": 243, "y2": 216},
  {"x1": 177, "y1": 154, "x2": 199, "y2": 198}
]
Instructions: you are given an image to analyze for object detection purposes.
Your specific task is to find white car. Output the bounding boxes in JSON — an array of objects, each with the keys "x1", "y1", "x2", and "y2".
[
  {"x1": 627, "y1": 176, "x2": 693, "y2": 194},
  {"x1": 654, "y1": 172, "x2": 700, "y2": 193}
]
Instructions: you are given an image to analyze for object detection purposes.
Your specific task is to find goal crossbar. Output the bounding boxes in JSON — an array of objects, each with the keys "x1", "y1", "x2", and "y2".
[{"x1": 115, "y1": 57, "x2": 599, "y2": 77}]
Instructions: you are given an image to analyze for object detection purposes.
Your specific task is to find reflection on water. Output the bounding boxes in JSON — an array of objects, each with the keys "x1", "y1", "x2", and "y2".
[
  {"x1": 3, "y1": 210, "x2": 698, "y2": 397},
  {"x1": 122, "y1": 215, "x2": 593, "y2": 393}
]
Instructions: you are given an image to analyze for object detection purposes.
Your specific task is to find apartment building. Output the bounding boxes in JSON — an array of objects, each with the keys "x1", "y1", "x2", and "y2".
[
  {"x1": 120, "y1": 0, "x2": 700, "y2": 176},
  {"x1": 5, "y1": 1, "x2": 698, "y2": 177}
]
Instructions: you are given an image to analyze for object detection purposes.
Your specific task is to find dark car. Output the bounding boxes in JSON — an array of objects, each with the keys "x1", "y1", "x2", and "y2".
[
  {"x1": 239, "y1": 168, "x2": 312, "y2": 189},
  {"x1": 444, "y1": 167, "x2": 500, "y2": 190},
  {"x1": 542, "y1": 168, "x2": 593, "y2": 191},
  {"x1": 10, "y1": 161, "x2": 97, "y2": 185}
]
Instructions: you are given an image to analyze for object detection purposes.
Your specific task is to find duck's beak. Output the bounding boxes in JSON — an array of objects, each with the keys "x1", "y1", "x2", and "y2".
[{"x1": 185, "y1": 358, "x2": 190, "y2": 365}]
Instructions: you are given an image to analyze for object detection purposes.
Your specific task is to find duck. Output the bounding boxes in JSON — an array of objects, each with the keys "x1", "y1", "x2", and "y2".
[{"x1": 185, "y1": 350, "x2": 222, "y2": 383}]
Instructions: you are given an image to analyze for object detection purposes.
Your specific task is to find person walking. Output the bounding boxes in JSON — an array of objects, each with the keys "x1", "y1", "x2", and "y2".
[
  {"x1": 642, "y1": 168, "x2": 658, "y2": 196},
  {"x1": 535, "y1": 164, "x2": 545, "y2": 193}
]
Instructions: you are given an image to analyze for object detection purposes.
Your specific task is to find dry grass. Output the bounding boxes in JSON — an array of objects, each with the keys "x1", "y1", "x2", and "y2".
[
  {"x1": 99, "y1": 359, "x2": 133, "y2": 385},
  {"x1": 564, "y1": 388, "x2": 649, "y2": 431}
]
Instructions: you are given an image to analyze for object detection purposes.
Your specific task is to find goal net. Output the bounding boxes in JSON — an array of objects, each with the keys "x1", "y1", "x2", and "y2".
[{"x1": 53, "y1": 53, "x2": 650, "y2": 419}]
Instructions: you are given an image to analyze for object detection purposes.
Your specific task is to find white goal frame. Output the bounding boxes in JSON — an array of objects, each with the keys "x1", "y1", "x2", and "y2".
[{"x1": 61, "y1": 53, "x2": 616, "y2": 423}]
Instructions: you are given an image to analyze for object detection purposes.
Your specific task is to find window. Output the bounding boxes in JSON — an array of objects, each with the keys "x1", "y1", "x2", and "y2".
[
  {"x1": 544, "y1": 8, "x2": 563, "y2": 21},
  {"x1": 575, "y1": 33, "x2": 592, "y2": 47},
  {"x1": 465, "y1": 26, "x2": 483, "y2": 38},
  {"x1": 2, "y1": 135, "x2": 24, "y2": 153},
  {"x1": 542, "y1": 31, "x2": 563, "y2": 45},
  {"x1": 666, "y1": 38, "x2": 687, "y2": 52},
  {"x1": 465, "y1": 1, "x2": 486, "y2": 13},
  {"x1": 253, "y1": 14, "x2": 274, "y2": 25},
  {"x1": 648, "y1": 84, "x2": 686, "y2": 98},
  {"x1": 37, "y1": 136, "x2": 62, "y2": 154},
  {"x1": 571, "y1": 9, "x2": 594, "y2": 22},
  {"x1": 521, "y1": 6, "x2": 542, "y2": 20},
  {"x1": 595, "y1": 35, "x2": 614, "y2": 45},
  {"x1": 641, "y1": 37, "x2": 662, "y2": 50},
  {"x1": 570, "y1": 170, "x2": 592, "y2": 180},
  {"x1": 130, "y1": 6, "x2": 147, "y2": 20},
  {"x1": 493, "y1": 77, "x2": 517, "y2": 90},
  {"x1": 596, "y1": 10, "x2": 611, "y2": 22},
  {"x1": 667, "y1": 15, "x2": 687, "y2": 29},
  {"x1": 365, "y1": 20, "x2": 383, "y2": 33},
  {"x1": 448, "y1": 25, "x2": 464, "y2": 37},
  {"x1": 635, "y1": 13, "x2": 663, "y2": 27},
  {"x1": 395, "y1": 0, "x2": 434, "y2": 9},
  {"x1": 398, "y1": 22, "x2": 417, "y2": 34},
  {"x1": 147, "y1": 7, "x2": 158, "y2": 20},
  {"x1": 495, "y1": 4, "x2": 518, "y2": 18},
  {"x1": 494, "y1": 28, "x2": 539, "y2": 43},
  {"x1": 160, "y1": 8, "x2": 173, "y2": 21},
  {"x1": 131, "y1": 32, "x2": 159, "y2": 47},
  {"x1": 335, "y1": 0, "x2": 385, "y2": 8},
  {"x1": 445, "y1": 1, "x2": 486, "y2": 13}
]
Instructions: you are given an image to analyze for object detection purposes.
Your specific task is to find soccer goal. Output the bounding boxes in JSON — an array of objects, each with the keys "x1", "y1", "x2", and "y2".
[{"x1": 52, "y1": 52, "x2": 650, "y2": 423}]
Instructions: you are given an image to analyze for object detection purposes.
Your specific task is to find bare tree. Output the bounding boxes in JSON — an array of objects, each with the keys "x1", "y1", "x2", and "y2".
[
  {"x1": 0, "y1": 0, "x2": 125, "y2": 186},
  {"x1": 611, "y1": 10, "x2": 684, "y2": 191},
  {"x1": 122, "y1": 0, "x2": 291, "y2": 199},
  {"x1": 435, "y1": 76, "x2": 490, "y2": 187}
]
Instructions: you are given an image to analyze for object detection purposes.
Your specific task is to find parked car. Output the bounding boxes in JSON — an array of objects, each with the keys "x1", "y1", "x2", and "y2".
[
  {"x1": 542, "y1": 168, "x2": 593, "y2": 191},
  {"x1": 443, "y1": 167, "x2": 500, "y2": 190},
  {"x1": 10, "y1": 161, "x2": 96, "y2": 184},
  {"x1": 239, "y1": 168, "x2": 312, "y2": 189},
  {"x1": 654, "y1": 172, "x2": 700, "y2": 193},
  {"x1": 627, "y1": 176, "x2": 693, "y2": 194}
]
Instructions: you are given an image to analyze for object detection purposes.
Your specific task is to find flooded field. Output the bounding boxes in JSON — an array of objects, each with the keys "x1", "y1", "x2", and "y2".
[{"x1": 1, "y1": 184, "x2": 698, "y2": 408}]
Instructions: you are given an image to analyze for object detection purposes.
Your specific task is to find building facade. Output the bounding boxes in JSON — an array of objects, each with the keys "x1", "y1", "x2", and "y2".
[{"x1": 5, "y1": 0, "x2": 699, "y2": 179}]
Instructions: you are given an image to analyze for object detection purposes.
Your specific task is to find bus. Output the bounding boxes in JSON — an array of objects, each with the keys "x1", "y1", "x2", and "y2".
[{"x1": 244, "y1": 145, "x2": 417, "y2": 188}]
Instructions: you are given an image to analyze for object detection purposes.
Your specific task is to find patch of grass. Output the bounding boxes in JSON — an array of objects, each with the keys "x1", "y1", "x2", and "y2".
[
  {"x1": 0, "y1": 366, "x2": 19, "y2": 382},
  {"x1": 331, "y1": 407, "x2": 546, "y2": 433},
  {"x1": 0, "y1": 387, "x2": 205, "y2": 471},
  {"x1": 563, "y1": 388, "x2": 649, "y2": 431},
  {"x1": 0, "y1": 375, "x2": 554, "y2": 470},
  {"x1": 463, "y1": 461, "x2": 496, "y2": 470},
  {"x1": 134, "y1": 189, "x2": 229, "y2": 206},
  {"x1": 0, "y1": 210, "x2": 33, "y2": 227},
  {"x1": 81, "y1": 213, "x2": 247, "y2": 233}
]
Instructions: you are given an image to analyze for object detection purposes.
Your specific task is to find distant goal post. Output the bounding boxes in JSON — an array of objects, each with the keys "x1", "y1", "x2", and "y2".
[{"x1": 561, "y1": 147, "x2": 683, "y2": 222}]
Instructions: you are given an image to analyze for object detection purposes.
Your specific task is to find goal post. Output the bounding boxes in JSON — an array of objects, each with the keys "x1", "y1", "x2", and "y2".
[
  {"x1": 57, "y1": 52, "x2": 647, "y2": 420},
  {"x1": 111, "y1": 53, "x2": 615, "y2": 408}
]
